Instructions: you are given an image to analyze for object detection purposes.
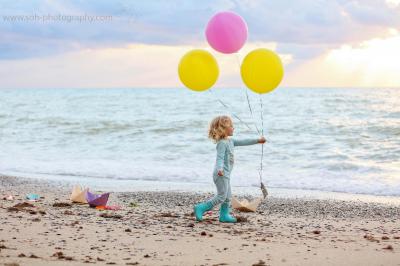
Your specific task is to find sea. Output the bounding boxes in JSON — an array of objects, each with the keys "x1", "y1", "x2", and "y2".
[{"x1": 0, "y1": 88, "x2": 399, "y2": 202}]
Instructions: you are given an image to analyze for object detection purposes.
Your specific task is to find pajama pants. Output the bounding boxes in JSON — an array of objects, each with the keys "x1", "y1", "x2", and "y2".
[{"x1": 208, "y1": 175, "x2": 231, "y2": 207}]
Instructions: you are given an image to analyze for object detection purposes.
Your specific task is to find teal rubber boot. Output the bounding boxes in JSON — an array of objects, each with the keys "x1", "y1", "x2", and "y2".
[
  {"x1": 219, "y1": 202, "x2": 237, "y2": 223},
  {"x1": 194, "y1": 201, "x2": 213, "y2": 221}
]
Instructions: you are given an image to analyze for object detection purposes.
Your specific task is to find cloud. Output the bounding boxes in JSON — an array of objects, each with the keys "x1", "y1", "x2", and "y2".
[{"x1": 1, "y1": 0, "x2": 400, "y2": 60}]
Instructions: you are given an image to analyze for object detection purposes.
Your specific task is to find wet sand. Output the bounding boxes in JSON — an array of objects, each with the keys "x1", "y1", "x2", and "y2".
[{"x1": 1, "y1": 175, "x2": 400, "y2": 266}]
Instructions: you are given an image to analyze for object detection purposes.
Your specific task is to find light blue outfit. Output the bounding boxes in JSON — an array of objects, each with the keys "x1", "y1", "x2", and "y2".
[
  {"x1": 194, "y1": 137, "x2": 259, "y2": 223},
  {"x1": 209, "y1": 138, "x2": 259, "y2": 206}
]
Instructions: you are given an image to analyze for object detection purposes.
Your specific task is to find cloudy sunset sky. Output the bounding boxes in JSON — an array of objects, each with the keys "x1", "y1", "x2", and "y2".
[{"x1": 1, "y1": 0, "x2": 400, "y2": 89}]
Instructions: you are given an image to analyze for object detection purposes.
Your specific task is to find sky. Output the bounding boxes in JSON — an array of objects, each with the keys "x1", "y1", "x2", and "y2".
[{"x1": 0, "y1": 0, "x2": 400, "y2": 89}]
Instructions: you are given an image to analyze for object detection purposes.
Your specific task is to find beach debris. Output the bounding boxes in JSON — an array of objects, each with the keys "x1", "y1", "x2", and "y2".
[
  {"x1": 86, "y1": 191, "x2": 110, "y2": 207},
  {"x1": 70, "y1": 185, "x2": 89, "y2": 204},
  {"x1": 383, "y1": 245, "x2": 393, "y2": 250},
  {"x1": 7, "y1": 202, "x2": 35, "y2": 212},
  {"x1": 26, "y1": 193, "x2": 40, "y2": 201},
  {"x1": 4, "y1": 263, "x2": 20, "y2": 266},
  {"x1": 70, "y1": 221, "x2": 79, "y2": 226},
  {"x1": 252, "y1": 260, "x2": 266, "y2": 266},
  {"x1": 236, "y1": 216, "x2": 248, "y2": 223},
  {"x1": 158, "y1": 212, "x2": 179, "y2": 218},
  {"x1": 364, "y1": 234, "x2": 380, "y2": 243},
  {"x1": 232, "y1": 197, "x2": 263, "y2": 212},
  {"x1": 201, "y1": 231, "x2": 207, "y2": 236},
  {"x1": 2, "y1": 195, "x2": 14, "y2": 201},
  {"x1": 53, "y1": 202, "x2": 72, "y2": 208},
  {"x1": 312, "y1": 230, "x2": 321, "y2": 235},
  {"x1": 128, "y1": 202, "x2": 139, "y2": 208},
  {"x1": 382, "y1": 236, "x2": 390, "y2": 240},
  {"x1": 99, "y1": 213, "x2": 122, "y2": 219},
  {"x1": 52, "y1": 251, "x2": 73, "y2": 260},
  {"x1": 13, "y1": 202, "x2": 34, "y2": 208},
  {"x1": 95, "y1": 205, "x2": 121, "y2": 211}
]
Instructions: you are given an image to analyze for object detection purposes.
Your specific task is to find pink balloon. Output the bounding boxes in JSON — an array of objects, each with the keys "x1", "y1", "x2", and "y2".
[{"x1": 205, "y1": 11, "x2": 248, "y2": 54}]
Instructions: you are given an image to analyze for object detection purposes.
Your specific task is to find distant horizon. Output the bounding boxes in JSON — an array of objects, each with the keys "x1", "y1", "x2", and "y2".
[{"x1": 1, "y1": 86, "x2": 399, "y2": 90}]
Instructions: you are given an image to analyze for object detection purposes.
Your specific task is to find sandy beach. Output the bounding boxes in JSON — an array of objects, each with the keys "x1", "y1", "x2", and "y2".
[{"x1": 1, "y1": 175, "x2": 399, "y2": 266}]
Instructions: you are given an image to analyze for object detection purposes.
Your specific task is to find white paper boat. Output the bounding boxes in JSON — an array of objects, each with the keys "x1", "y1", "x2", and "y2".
[
  {"x1": 232, "y1": 197, "x2": 263, "y2": 212},
  {"x1": 70, "y1": 185, "x2": 89, "y2": 204}
]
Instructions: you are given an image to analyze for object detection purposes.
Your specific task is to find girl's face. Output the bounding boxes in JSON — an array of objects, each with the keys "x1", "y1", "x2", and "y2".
[{"x1": 226, "y1": 122, "x2": 234, "y2": 136}]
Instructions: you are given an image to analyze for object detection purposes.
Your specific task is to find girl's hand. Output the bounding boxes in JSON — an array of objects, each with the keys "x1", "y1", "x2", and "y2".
[
  {"x1": 258, "y1": 136, "x2": 266, "y2": 144},
  {"x1": 217, "y1": 170, "x2": 224, "y2": 176}
]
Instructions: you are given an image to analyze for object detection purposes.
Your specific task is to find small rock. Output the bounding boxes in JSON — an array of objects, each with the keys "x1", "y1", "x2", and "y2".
[
  {"x1": 252, "y1": 260, "x2": 266, "y2": 266},
  {"x1": 383, "y1": 245, "x2": 393, "y2": 250},
  {"x1": 236, "y1": 216, "x2": 248, "y2": 223},
  {"x1": 99, "y1": 213, "x2": 122, "y2": 219},
  {"x1": 52, "y1": 202, "x2": 72, "y2": 208}
]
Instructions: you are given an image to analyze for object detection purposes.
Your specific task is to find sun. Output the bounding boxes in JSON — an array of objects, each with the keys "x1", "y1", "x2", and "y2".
[{"x1": 325, "y1": 32, "x2": 400, "y2": 87}]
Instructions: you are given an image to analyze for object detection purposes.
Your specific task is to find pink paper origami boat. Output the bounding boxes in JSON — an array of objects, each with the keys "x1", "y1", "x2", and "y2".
[{"x1": 85, "y1": 191, "x2": 110, "y2": 207}]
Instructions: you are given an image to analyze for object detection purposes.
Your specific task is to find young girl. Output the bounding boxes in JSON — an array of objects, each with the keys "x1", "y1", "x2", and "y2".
[{"x1": 194, "y1": 115, "x2": 266, "y2": 223}]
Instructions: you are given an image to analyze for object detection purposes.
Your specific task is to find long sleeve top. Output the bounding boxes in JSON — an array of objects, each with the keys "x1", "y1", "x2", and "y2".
[{"x1": 213, "y1": 138, "x2": 259, "y2": 179}]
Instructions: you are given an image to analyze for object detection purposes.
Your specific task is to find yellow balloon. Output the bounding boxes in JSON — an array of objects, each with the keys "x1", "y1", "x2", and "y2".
[
  {"x1": 241, "y1": 48, "x2": 284, "y2": 94},
  {"x1": 178, "y1": 49, "x2": 219, "y2": 92}
]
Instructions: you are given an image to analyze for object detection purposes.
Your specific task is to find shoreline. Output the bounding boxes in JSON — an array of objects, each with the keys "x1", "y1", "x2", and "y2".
[
  {"x1": 3, "y1": 172, "x2": 400, "y2": 206},
  {"x1": 1, "y1": 174, "x2": 400, "y2": 265}
]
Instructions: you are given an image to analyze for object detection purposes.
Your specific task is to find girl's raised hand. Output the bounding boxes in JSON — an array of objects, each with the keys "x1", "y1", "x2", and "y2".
[{"x1": 258, "y1": 136, "x2": 266, "y2": 144}]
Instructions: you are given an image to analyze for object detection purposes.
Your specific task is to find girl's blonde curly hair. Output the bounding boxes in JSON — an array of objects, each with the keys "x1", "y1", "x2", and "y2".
[{"x1": 208, "y1": 115, "x2": 233, "y2": 143}]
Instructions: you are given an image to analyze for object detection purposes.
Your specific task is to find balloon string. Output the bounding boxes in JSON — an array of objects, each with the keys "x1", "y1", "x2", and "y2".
[
  {"x1": 234, "y1": 53, "x2": 267, "y2": 196},
  {"x1": 208, "y1": 89, "x2": 255, "y2": 132},
  {"x1": 234, "y1": 53, "x2": 261, "y2": 135},
  {"x1": 259, "y1": 94, "x2": 264, "y2": 184}
]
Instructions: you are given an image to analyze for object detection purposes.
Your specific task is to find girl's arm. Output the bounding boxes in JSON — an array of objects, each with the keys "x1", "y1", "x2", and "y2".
[
  {"x1": 216, "y1": 141, "x2": 226, "y2": 171},
  {"x1": 233, "y1": 138, "x2": 260, "y2": 146}
]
